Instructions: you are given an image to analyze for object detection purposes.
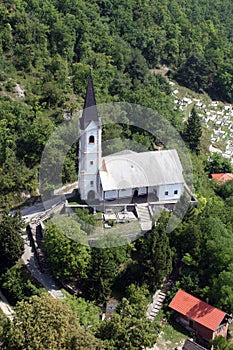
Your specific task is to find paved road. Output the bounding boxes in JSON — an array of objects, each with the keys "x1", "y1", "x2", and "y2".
[
  {"x1": 0, "y1": 289, "x2": 14, "y2": 320},
  {"x1": 22, "y1": 236, "x2": 65, "y2": 300},
  {"x1": 0, "y1": 193, "x2": 69, "y2": 320}
]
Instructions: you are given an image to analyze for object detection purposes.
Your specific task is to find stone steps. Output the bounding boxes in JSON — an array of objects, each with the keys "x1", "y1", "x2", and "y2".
[
  {"x1": 135, "y1": 204, "x2": 152, "y2": 231},
  {"x1": 147, "y1": 290, "x2": 167, "y2": 320}
]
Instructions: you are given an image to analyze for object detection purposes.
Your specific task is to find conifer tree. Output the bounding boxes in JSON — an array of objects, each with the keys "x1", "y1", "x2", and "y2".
[
  {"x1": 138, "y1": 212, "x2": 172, "y2": 290},
  {"x1": 183, "y1": 107, "x2": 202, "y2": 154}
]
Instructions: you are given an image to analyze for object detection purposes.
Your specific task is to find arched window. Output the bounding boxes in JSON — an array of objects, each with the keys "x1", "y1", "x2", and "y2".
[{"x1": 89, "y1": 135, "x2": 95, "y2": 143}]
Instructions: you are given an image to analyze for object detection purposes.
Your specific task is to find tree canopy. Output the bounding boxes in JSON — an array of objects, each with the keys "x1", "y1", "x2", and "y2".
[
  {"x1": 1, "y1": 293, "x2": 104, "y2": 350},
  {"x1": 0, "y1": 212, "x2": 24, "y2": 273}
]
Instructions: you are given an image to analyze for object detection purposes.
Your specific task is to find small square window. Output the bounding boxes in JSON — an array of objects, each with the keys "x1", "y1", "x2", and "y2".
[
  {"x1": 90, "y1": 181, "x2": 94, "y2": 187},
  {"x1": 90, "y1": 161, "x2": 94, "y2": 165},
  {"x1": 165, "y1": 191, "x2": 169, "y2": 196},
  {"x1": 174, "y1": 190, "x2": 178, "y2": 195}
]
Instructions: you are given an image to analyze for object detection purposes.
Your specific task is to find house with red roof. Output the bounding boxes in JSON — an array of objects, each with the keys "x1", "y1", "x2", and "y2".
[
  {"x1": 211, "y1": 173, "x2": 233, "y2": 183},
  {"x1": 169, "y1": 290, "x2": 232, "y2": 348}
]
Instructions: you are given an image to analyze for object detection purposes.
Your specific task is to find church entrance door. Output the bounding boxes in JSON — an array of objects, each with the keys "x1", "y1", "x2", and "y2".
[{"x1": 87, "y1": 190, "x2": 95, "y2": 201}]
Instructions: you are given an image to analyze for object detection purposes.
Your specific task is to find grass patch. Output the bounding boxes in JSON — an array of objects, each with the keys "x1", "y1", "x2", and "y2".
[{"x1": 154, "y1": 311, "x2": 190, "y2": 350}]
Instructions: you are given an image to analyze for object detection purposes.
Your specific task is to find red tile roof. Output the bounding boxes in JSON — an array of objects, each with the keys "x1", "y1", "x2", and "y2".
[
  {"x1": 169, "y1": 290, "x2": 226, "y2": 331},
  {"x1": 211, "y1": 173, "x2": 233, "y2": 183}
]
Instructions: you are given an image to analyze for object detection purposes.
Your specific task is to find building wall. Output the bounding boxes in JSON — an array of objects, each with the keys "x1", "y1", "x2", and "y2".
[
  {"x1": 193, "y1": 322, "x2": 213, "y2": 341},
  {"x1": 177, "y1": 315, "x2": 213, "y2": 341},
  {"x1": 158, "y1": 183, "x2": 183, "y2": 201},
  {"x1": 104, "y1": 190, "x2": 118, "y2": 200},
  {"x1": 119, "y1": 188, "x2": 133, "y2": 198},
  {"x1": 104, "y1": 188, "x2": 133, "y2": 200},
  {"x1": 78, "y1": 121, "x2": 101, "y2": 200},
  {"x1": 177, "y1": 314, "x2": 229, "y2": 343},
  {"x1": 102, "y1": 184, "x2": 184, "y2": 202},
  {"x1": 213, "y1": 323, "x2": 228, "y2": 339}
]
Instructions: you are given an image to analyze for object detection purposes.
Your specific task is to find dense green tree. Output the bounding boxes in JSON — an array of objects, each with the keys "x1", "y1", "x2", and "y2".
[
  {"x1": 211, "y1": 263, "x2": 233, "y2": 313},
  {"x1": 138, "y1": 212, "x2": 172, "y2": 291},
  {"x1": 1, "y1": 293, "x2": 104, "y2": 350},
  {"x1": 0, "y1": 310, "x2": 9, "y2": 345},
  {"x1": 215, "y1": 180, "x2": 233, "y2": 200},
  {"x1": 63, "y1": 291, "x2": 101, "y2": 328},
  {"x1": 86, "y1": 248, "x2": 118, "y2": 303},
  {"x1": 211, "y1": 335, "x2": 233, "y2": 350},
  {"x1": 97, "y1": 284, "x2": 159, "y2": 349},
  {"x1": 183, "y1": 107, "x2": 202, "y2": 154},
  {"x1": 43, "y1": 220, "x2": 91, "y2": 279},
  {"x1": 0, "y1": 212, "x2": 24, "y2": 274},
  {"x1": 174, "y1": 52, "x2": 214, "y2": 92},
  {"x1": 205, "y1": 153, "x2": 233, "y2": 174},
  {"x1": 0, "y1": 263, "x2": 44, "y2": 304}
]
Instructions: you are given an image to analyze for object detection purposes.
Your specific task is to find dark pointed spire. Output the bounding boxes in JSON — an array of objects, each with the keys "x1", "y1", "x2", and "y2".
[{"x1": 79, "y1": 73, "x2": 99, "y2": 130}]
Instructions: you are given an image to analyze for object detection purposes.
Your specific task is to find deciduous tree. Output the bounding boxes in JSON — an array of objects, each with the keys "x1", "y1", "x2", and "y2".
[
  {"x1": 0, "y1": 212, "x2": 24, "y2": 274},
  {"x1": 1, "y1": 293, "x2": 103, "y2": 350}
]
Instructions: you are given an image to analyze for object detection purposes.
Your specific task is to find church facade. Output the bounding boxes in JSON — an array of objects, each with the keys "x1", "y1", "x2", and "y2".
[{"x1": 78, "y1": 75, "x2": 185, "y2": 203}]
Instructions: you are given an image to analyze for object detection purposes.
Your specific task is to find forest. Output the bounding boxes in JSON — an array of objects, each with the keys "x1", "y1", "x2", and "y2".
[{"x1": 0, "y1": 0, "x2": 233, "y2": 349}]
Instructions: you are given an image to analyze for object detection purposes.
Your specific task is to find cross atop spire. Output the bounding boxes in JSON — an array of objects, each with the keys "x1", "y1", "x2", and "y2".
[{"x1": 79, "y1": 72, "x2": 99, "y2": 130}]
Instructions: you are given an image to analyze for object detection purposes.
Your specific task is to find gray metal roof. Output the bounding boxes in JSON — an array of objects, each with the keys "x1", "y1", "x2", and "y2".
[
  {"x1": 99, "y1": 149, "x2": 184, "y2": 191},
  {"x1": 182, "y1": 339, "x2": 206, "y2": 350}
]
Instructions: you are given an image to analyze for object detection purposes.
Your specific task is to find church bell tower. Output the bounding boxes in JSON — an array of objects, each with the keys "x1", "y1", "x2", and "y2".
[{"x1": 78, "y1": 74, "x2": 102, "y2": 201}]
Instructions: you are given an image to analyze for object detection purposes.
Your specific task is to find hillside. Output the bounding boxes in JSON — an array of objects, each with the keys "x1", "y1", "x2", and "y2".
[
  {"x1": 0, "y1": 1, "x2": 233, "y2": 349},
  {"x1": 0, "y1": 0, "x2": 233, "y2": 206}
]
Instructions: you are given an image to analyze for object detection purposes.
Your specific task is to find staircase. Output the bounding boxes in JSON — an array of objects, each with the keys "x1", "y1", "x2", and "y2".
[
  {"x1": 147, "y1": 289, "x2": 167, "y2": 320},
  {"x1": 147, "y1": 275, "x2": 176, "y2": 321},
  {"x1": 135, "y1": 203, "x2": 152, "y2": 231}
]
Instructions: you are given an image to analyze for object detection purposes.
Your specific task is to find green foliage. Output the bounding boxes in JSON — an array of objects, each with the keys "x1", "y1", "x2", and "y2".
[
  {"x1": 0, "y1": 212, "x2": 24, "y2": 274},
  {"x1": 1, "y1": 293, "x2": 104, "y2": 350},
  {"x1": 97, "y1": 284, "x2": 159, "y2": 349},
  {"x1": 137, "y1": 212, "x2": 172, "y2": 291},
  {"x1": 76, "y1": 208, "x2": 97, "y2": 234},
  {"x1": 86, "y1": 248, "x2": 121, "y2": 303},
  {"x1": 0, "y1": 263, "x2": 45, "y2": 305},
  {"x1": 205, "y1": 153, "x2": 233, "y2": 174},
  {"x1": 0, "y1": 3, "x2": 232, "y2": 346},
  {"x1": 215, "y1": 180, "x2": 233, "y2": 200},
  {"x1": 174, "y1": 52, "x2": 213, "y2": 93},
  {"x1": 211, "y1": 335, "x2": 233, "y2": 350},
  {"x1": 0, "y1": 309, "x2": 9, "y2": 345},
  {"x1": 63, "y1": 291, "x2": 101, "y2": 328},
  {"x1": 43, "y1": 220, "x2": 91, "y2": 279},
  {"x1": 1, "y1": 0, "x2": 233, "y2": 207},
  {"x1": 183, "y1": 107, "x2": 202, "y2": 154}
]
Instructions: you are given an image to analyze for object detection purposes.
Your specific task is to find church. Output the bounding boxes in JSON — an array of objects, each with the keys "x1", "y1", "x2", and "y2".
[{"x1": 78, "y1": 75, "x2": 185, "y2": 204}]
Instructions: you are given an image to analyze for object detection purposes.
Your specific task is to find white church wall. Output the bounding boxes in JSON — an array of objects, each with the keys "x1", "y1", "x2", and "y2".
[
  {"x1": 158, "y1": 183, "x2": 183, "y2": 201},
  {"x1": 83, "y1": 175, "x2": 97, "y2": 198},
  {"x1": 78, "y1": 120, "x2": 101, "y2": 201},
  {"x1": 119, "y1": 188, "x2": 132, "y2": 198},
  {"x1": 86, "y1": 155, "x2": 98, "y2": 173},
  {"x1": 104, "y1": 190, "x2": 117, "y2": 200}
]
